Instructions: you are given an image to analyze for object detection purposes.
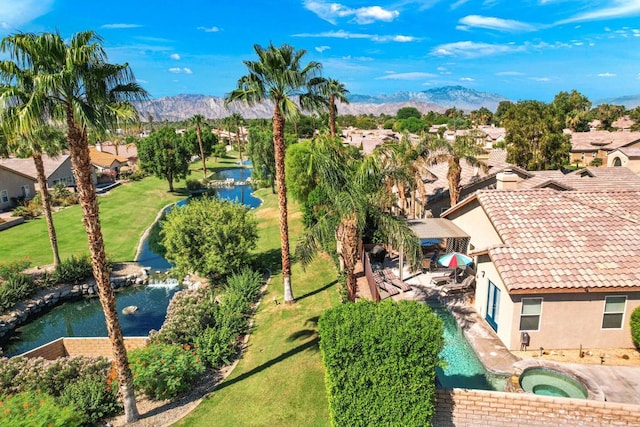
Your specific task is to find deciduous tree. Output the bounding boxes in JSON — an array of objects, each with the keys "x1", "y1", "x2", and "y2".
[{"x1": 137, "y1": 126, "x2": 191, "y2": 191}]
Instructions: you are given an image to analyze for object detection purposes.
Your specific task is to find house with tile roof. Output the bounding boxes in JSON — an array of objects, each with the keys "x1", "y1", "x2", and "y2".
[
  {"x1": 569, "y1": 130, "x2": 640, "y2": 167},
  {"x1": 0, "y1": 154, "x2": 76, "y2": 189},
  {"x1": 89, "y1": 146, "x2": 128, "y2": 181},
  {"x1": 442, "y1": 189, "x2": 640, "y2": 350},
  {"x1": 607, "y1": 147, "x2": 640, "y2": 174}
]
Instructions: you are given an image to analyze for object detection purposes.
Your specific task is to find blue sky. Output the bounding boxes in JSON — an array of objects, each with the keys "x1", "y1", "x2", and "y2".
[{"x1": 1, "y1": 0, "x2": 639, "y2": 102}]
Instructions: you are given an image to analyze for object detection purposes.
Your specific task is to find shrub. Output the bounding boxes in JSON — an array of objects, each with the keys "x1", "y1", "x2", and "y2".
[
  {"x1": 129, "y1": 343, "x2": 204, "y2": 400},
  {"x1": 631, "y1": 306, "x2": 640, "y2": 348},
  {"x1": 185, "y1": 179, "x2": 203, "y2": 190},
  {"x1": 0, "y1": 259, "x2": 32, "y2": 280},
  {"x1": 223, "y1": 268, "x2": 263, "y2": 310},
  {"x1": 318, "y1": 300, "x2": 444, "y2": 426},
  {"x1": 127, "y1": 170, "x2": 147, "y2": 181},
  {"x1": 58, "y1": 376, "x2": 121, "y2": 425},
  {"x1": 55, "y1": 255, "x2": 93, "y2": 284},
  {"x1": 194, "y1": 325, "x2": 237, "y2": 368},
  {"x1": 0, "y1": 273, "x2": 35, "y2": 311},
  {"x1": 0, "y1": 391, "x2": 83, "y2": 427}
]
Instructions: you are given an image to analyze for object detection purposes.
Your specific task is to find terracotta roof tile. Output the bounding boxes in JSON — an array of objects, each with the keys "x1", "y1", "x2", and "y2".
[
  {"x1": 569, "y1": 130, "x2": 640, "y2": 152},
  {"x1": 476, "y1": 189, "x2": 640, "y2": 292}
]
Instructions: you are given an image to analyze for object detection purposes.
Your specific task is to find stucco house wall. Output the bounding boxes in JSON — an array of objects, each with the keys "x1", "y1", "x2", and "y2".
[
  {"x1": 607, "y1": 150, "x2": 640, "y2": 174},
  {"x1": 447, "y1": 203, "x2": 502, "y2": 251},
  {"x1": 0, "y1": 167, "x2": 36, "y2": 211},
  {"x1": 45, "y1": 156, "x2": 76, "y2": 188}
]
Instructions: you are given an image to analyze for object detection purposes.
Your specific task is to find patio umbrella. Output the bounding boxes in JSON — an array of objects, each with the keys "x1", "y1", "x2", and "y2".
[
  {"x1": 438, "y1": 252, "x2": 473, "y2": 268},
  {"x1": 438, "y1": 252, "x2": 473, "y2": 282}
]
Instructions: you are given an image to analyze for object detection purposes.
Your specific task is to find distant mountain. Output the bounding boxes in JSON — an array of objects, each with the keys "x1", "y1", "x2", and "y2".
[
  {"x1": 594, "y1": 94, "x2": 640, "y2": 109},
  {"x1": 134, "y1": 86, "x2": 508, "y2": 122},
  {"x1": 348, "y1": 86, "x2": 508, "y2": 111}
]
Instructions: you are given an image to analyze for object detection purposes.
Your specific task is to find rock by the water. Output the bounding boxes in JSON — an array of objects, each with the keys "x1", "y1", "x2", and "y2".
[{"x1": 122, "y1": 305, "x2": 138, "y2": 315}]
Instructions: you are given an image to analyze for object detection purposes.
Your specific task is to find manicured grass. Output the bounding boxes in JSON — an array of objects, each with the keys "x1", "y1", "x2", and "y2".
[
  {"x1": 0, "y1": 176, "x2": 184, "y2": 266},
  {"x1": 176, "y1": 188, "x2": 339, "y2": 427}
]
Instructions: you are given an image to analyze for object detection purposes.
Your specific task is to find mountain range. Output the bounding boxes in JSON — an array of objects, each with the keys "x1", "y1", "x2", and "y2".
[
  {"x1": 135, "y1": 86, "x2": 506, "y2": 122},
  {"x1": 134, "y1": 85, "x2": 640, "y2": 122}
]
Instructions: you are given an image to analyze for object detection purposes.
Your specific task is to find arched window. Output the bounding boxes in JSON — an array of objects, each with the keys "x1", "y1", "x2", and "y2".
[{"x1": 613, "y1": 157, "x2": 622, "y2": 167}]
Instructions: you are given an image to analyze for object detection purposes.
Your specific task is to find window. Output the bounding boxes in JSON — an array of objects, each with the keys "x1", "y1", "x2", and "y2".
[
  {"x1": 0, "y1": 190, "x2": 8, "y2": 203},
  {"x1": 21, "y1": 185, "x2": 31, "y2": 198},
  {"x1": 602, "y1": 296, "x2": 626, "y2": 329},
  {"x1": 519, "y1": 298, "x2": 542, "y2": 331},
  {"x1": 613, "y1": 157, "x2": 622, "y2": 167}
]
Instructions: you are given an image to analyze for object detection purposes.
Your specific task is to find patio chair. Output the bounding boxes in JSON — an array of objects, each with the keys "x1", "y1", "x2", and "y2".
[
  {"x1": 441, "y1": 275, "x2": 476, "y2": 295},
  {"x1": 430, "y1": 269, "x2": 456, "y2": 286},
  {"x1": 382, "y1": 268, "x2": 412, "y2": 292},
  {"x1": 374, "y1": 271, "x2": 399, "y2": 296}
]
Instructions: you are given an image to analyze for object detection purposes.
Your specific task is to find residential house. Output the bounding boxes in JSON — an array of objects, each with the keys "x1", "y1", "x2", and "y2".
[
  {"x1": 569, "y1": 130, "x2": 640, "y2": 167},
  {"x1": 607, "y1": 148, "x2": 640, "y2": 174},
  {"x1": 0, "y1": 154, "x2": 76, "y2": 190},
  {"x1": 443, "y1": 189, "x2": 640, "y2": 350},
  {"x1": 95, "y1": 142, "x2": 138, "y2": 170},
  {"x1": 0, "y1": 165, "x2": 36, "y2": 211},
  {"x1": 89, "y1": 147, "x2": 128, "y2": 181}
]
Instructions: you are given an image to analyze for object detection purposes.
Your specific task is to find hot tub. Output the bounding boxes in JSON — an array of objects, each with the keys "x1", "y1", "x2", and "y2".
[{"x1": 519, "y1": 367, "x2": 588, "y2": 399}]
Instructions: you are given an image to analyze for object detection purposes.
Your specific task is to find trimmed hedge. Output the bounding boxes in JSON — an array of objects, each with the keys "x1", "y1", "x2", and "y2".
[
  {"x1": 631, "y1": 305, "x2": 640, "y2": 348},
  {"x1": 318, "y1": 300, "x2": 444, "y2": 427}
]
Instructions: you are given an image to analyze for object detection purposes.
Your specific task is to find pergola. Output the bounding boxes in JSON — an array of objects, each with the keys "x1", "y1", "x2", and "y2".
[{"x1": 397, "y1": 218, "x2": 470, "y2": 279}]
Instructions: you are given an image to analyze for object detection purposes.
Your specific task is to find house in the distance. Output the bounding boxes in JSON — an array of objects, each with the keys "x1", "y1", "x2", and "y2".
[
  {"x1": 443, "y1": 189, "x2": 640, "y2": 350},
  {"x1": 0, "y1": 164, "x2": 36, "y2": 211},
  {"x1": 89, "y1": 146, "x2": 129, "y2": 182},
  {"x1": 607, "y1": 147, "x2": 640, "y2": 174},
  {"x1": 568, "y1": 130, "x2": 640, "y2": 167}
]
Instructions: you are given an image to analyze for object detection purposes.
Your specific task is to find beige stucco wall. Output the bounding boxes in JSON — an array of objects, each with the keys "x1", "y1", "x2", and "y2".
[
  {"x1": 607, "y1": 152, "x2": 640, "y2": 174},
  {"x1": 0, "y1": 168, "x2": 36, "y2": 211},
  {"x1": 45, "y1": 156, "x2": 75, "y2": 188},
  {"x1": 447, "y1": 202, "x2": 502, "y2": 251},
  {"x1": 508, "y1": 292, "x2": 640, "y2": 350}
]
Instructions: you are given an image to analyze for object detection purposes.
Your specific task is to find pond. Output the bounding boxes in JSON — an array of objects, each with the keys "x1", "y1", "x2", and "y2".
[{"x1": 3, "y1": 167, "x2": 259, "y2": 357}]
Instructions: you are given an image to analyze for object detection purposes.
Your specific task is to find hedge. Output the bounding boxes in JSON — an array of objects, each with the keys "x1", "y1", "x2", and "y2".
[
  {"x1": 631, "y1": 305, "x2": 640, "y2": 348},
  {"x1": 318, "y1": 300, "x2": 444, "y2": 427}
]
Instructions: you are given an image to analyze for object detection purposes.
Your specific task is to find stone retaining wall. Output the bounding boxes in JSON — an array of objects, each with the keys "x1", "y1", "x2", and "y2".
[
  {"x1": 20, "y1": 337, "x2": 148, "y2": 359},
  {"x1": 0, "y1": 271, "x2": 147, "y2": 342},
  {"x1": 434, "y1": 388, "x2": 640, "y2": 426},
  {"x1": 0, "y1": 217, "x2": 24, "y2": 231}
]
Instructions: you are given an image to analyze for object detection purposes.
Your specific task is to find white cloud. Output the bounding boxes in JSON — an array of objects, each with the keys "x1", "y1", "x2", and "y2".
[
  {"x1": 377, "y1": 72, "x2": 436, "y2": 80},
  {"x1": 341, "y1": 55, "x2": 374, "y2": 61},
  {"x1": 0, "y1": 0, "x2": 53, "y2": 30},
  {"x1": 459, "y1": 15, "x2": 536, "y2": 32},
  {"x1": 530, "y1": 77, "x2": 550, "y2": 82},
  {"x1": 460, "y1": 77, "x2": 475, "y2": 81},
  {"x1": 293, "y1": 30, "x2": 418, "y2": 42},
  {"x1": 170, "y1": 53, "x2": 181, "y2": 60},
  {"x1": 137, "y1": 79, "x2": 149, "y2": 84},
  {"x1": 303, "y1": 0, "x2": 399, "y2": 25},
  {"x1": 637, "y1": 73, "x2": 640, "y2": 79},
  {"x1": 557, "y1": 1, "x2": 640, "y2": 25},
  {"x1": 431, "y1": 41, "x2": 523, "y2": 58},
  {"x1": 451, "y1": 0, "x2": 470, "y2": 9},
  {"x1": 597, "y1": 72, "x2": 616, "y2": 77},
  {"x1": 496, "y1": 71, "x2": 525, "y2": 76},
  {"x1": 197, "y1": 26, "x2": 221, "y2": 32},
  {"x1": 169, "y1": 67, "x2": 193, "y2": 74},
  {"x1": 101, "y1": 23, "x2": 142, "y2": 29},
  {"x1": 315, "y1": 45, "x2": 331, "y2": 52}
]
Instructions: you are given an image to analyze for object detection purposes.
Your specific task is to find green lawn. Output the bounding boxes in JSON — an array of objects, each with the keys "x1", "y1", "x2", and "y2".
[{"x1": 176, "y1": 188, "x2": 338, "y2": 427}]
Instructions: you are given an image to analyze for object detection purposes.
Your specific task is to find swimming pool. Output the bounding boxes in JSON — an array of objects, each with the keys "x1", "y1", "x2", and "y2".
[{"x1": 426, "y1": 301, "x2": 507, "y2": 391}]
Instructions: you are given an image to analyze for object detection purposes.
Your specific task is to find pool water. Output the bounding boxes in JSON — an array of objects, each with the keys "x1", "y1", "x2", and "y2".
[
  {"x1": 520, "y1": 368, "x2": 588, "y2": 399},
  {"x1": 3, "y1": 285, "x2": 178, "y2": 357},
  {"x1": 427, "y1": 301, "x2": 507, "y2": 391},
  {"x1": 212, "y1": 168, "x2": 261, "y2": 209}
]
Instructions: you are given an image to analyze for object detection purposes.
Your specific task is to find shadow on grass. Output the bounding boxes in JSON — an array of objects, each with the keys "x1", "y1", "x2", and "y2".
[
  {"x1": 213, "y1": 336, "x2": 320, "y2": 393},
  {"x1": 295, "y1": 280, "x2": 338, "y2": 302},
  {"x1": 253, "y1": 248, "x2": 283, "y2": 275}
]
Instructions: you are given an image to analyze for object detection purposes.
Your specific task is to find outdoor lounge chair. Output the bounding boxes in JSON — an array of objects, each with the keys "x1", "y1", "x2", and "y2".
[
  {"x1": 374, "y1": 272, "x2": 399, "y2": 296},
  {"x1": 441, "y1": 275, "x2": 476, "y2": 295},
  {"x1": 382, "y1": 268, "x2": 412, "y2": 292},
  {"x1": 430, "y1": 269, "x2": 456, "y2": 286}
]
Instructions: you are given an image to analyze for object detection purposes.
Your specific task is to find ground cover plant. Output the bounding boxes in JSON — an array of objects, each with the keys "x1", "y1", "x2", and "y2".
[
  {"x1": 318, "y1": 300, "x2": 444, "y2": 426},
  {"x1": 632, "y1": 306, "x2": 640, "y2": 348}
]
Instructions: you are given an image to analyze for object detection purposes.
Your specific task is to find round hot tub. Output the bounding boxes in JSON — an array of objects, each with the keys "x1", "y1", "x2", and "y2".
[{"x1": 519, "y1": 368, "x2": 588, "y2": 399}]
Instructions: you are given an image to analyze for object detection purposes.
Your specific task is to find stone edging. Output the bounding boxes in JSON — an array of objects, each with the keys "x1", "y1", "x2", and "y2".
[{"x1": 134, "y1": 201, "x2": 177, "y2": 262}]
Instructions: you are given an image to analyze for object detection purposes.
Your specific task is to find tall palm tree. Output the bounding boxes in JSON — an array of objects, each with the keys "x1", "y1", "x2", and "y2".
[
  {"x1": 0, "y1": 62, "x2": 67, "y2": 267},
  {"x1": 190, "y1": 114, "x2": 207, "y2": 178},
  {"x1": 230, "y1": 112, "x2": 245, "y2": 164},
  {"x1": 423, "y1": 133, "x2": 487, "y2": 207},
  {"x1": 226, "y1": 43, "x2": 323, "y2": 303},
  {"x1": 316, "y1": 78, "x2": 349, "y2": 138},
  {"x1": 296, "y1": 133, "x2": 421, "y2": 301},
  {"x1": 0, "y1": 30, "x2": 147, "y2": 423}
]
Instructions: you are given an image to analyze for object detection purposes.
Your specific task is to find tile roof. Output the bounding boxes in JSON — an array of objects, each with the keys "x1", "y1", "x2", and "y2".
[
  {"x1": 614, "y1": 147, "x2": 640, "y2": 157},
  {"x1": 99, "y1": 142, "x2": 138, "y2": 159},
  {"x1": 0, "y1": 154, "x2": 70, "y2": 180},
  {"x1": 560, "y1": 167, "x2": 640, "y2": 191},
  {"x1": 88, "y1": 147, "x2": 128, "y2": 168},
  {"x1": 474, "y1": 189, "x2": 640, "y2": 293},
  {"x1": 569, "y1": 130, "x2": 640, "y2": 152}
]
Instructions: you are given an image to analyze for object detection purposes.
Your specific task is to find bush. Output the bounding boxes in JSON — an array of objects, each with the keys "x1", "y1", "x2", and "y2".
[
  {"x1": 223, "y1": 268, "x2": 263, "y2": 309},
  {"x1": 127, "y1": 170, "x2": 147, "y2": 181},
  {"x1": 194, "y1": 326, "x2": 237, "y2": 368},
  {"x1": 0, "y1": 391, "x2": 83, "y2": 427},
  {"x1": 58, "y1": 376, "x2": 121, "y2": 425},
  {"x1": 0, "y1": 273, "x2": 35, "y2": 311},
  {"x1": 54, "y1": 255, "x2": 93, "y2": 284},
  {"x1": 12, "y1": 203, "x2": 42, "y2": 219},
  {"x1": 318, "y1": 300, "x2": 444, "y2": 426},
  {"x1": 129, "y1": 343, "x2": 204, "y2": 400},
  {"x1": 631, "y1": 306, "x2": 640, "y2": 348},
  {"x1": 0, "y1": 259, "x2": 32, "y2": 280},
  {"x1": 185, "y1": 179, "x2": 203, "y2": 190}
]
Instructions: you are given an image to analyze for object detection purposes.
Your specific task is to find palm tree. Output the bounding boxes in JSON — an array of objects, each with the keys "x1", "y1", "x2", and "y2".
[
  {"x1": 423, "y1": 133, "x2": 487, "y2": 207},
  {"x1": 0, "y1": 62, "x2": 67, "y2": 267},
  {"x1": 230, "y1": 112, "x2": 245, "y2": 164},
  {"x1": 0, "y1": 30, "x2": 147, "y2": 423},
  {"x1": 317, "y1": 78, "x2": 349, "y2": 138},
  {"x1": 296, "y1": 133, "x2": 421, "y2": 301},
  {"x1": 190, "y1": 114, "x2": 208, "y2": 178},
  {"x1": 226, "y1": 43, "x2": 323, "y2": 304}
]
